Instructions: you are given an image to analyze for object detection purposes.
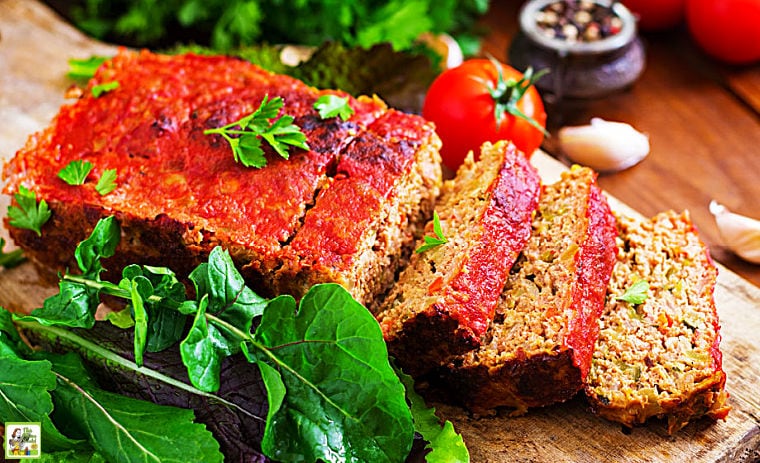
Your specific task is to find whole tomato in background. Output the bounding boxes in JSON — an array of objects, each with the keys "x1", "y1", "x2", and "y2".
[
  {"x1": 621, "y1": 0, "x2": 685, "y2": 31},
  {"x1": 685, "y1": 0, "x2": 760, "y2": 64},
  {"x1": 422, "y1": 59, "x2": 547, "y2": 170}
]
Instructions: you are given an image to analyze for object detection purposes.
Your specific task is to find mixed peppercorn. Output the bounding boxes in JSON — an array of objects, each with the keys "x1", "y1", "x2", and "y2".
[{"x1": 534, "y1": 1, "x2": 623, "y2": 42}]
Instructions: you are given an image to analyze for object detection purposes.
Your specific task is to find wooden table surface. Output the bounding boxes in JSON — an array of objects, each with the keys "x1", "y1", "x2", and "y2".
[
  {"x1": 0, "y1": 1, "x2": 758, "y2": 462},
  {"x1": 480, "y1": 2, "x2": 760, "y2": 289}
]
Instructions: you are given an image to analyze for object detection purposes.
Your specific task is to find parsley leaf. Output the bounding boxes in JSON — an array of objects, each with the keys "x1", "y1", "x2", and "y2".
[
  {"x1": 67, "y1": 56, "x2": 108, "y2": 81},
  {"x1": 95, "y1": 168, "x2": 118, "y2": 195},
  {"x1": 314, "y1": 94, "x2": 354, "y2": 121},
  {"x1": 415, "y1": 211, "x2": 448, "y2": 253},
  {"x1": 58, "y1": 160, "x2": 94, "y2": 185},
  {"x1": 91, "y1": 81, "x2": 120, "y2": 98},
  {"x1": 203, "y1": 95, "x2": 309, "y2": 168},
  {"x1": 7, "y1": 186, "x2": 51, "y2": 236},
  {"x1": 616, "y1": 280, "x2": 650, "y2": 305},
  {"x1": 0, "y1": 237, "x2": 25, "y2": 269}
]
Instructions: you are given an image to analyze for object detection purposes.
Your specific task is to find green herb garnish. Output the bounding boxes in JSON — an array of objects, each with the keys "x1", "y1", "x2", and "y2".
[
  {"x1": 0, "y1": 237, "x2": 25, "y2": 269},
  {"x1": 204, "y1": 95, "x2": 309, "y2": 168},
  {"x1": 58, "y1": 162, "x2": 117, "y2": 195},
  {"x1": 616, "y1": 280, "x2": 650, "y2": 305},
  {"x1": 0, "y1": 310, "x2": 223, "y2": 462},
  {"x1": 9, "y1": 217, "x2": 466, "y2": 461},
  {"x1": 396, "y1": 363, "x2": 470, "y2": 462},
  {"x1": 105, "y1": 307, "x2": 135, "y2": 328},
  {"x1": 314, "y1": 94, "x2": 354, "y2": 121},
  {"x1": 91, "y1": 81, "x2": 120, "y2": 98},
  {"x1": 7, "y1": 186, "x2": 51, "y2": 236},
  {"x1": 95, "y1": 168, "x2": 118, "y2": 195},
  {"x1": 68, "y1": 0, "x2": 488, "y2": 53},
  {"x1": 58, "y1": 160, "x2": 94, "y2": 186},
  {"x1": 67, "y1": 56, "x2": 108, "y2": 80},
  {"x1": 416, "y1": 211, "x2": 448, "y2": 253}
]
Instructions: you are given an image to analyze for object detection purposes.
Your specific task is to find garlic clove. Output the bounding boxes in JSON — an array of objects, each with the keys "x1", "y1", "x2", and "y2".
[
  {"x1": 417, "y1": 33, "x2": 463, "y2": 69},
  {"x1": 709, "y1": 200, "x2": 760, "y2": 264},
  {"x1": 558, "y1": 118, "x2": 649, "y2": 172}
]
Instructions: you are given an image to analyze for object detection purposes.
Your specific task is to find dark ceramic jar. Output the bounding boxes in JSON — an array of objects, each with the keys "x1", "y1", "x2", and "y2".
[{"x1": 508, "y1": 0, "x2": 645, "y2": 100}]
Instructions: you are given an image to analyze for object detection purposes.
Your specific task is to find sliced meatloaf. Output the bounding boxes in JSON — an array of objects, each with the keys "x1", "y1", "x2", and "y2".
[
  {"x1": 585, "y1": 211, "x2": 730, "y2": 433},
  {"x1": 2, "y1": 49, "x2": 442, "y2": 305},
  {"x1": 441, "y1": 166, "x2": 618, "y2": 414},
  {"x1": 375, "y1": 141, "x2": 541, "y2": 377}
]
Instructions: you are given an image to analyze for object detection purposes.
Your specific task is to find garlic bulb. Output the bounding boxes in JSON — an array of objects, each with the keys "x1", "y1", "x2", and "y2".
[
  {"x1": 709, "y1": 200, "x2": 760, "y2": 264},
  {"x1": 558, "y1": 118, "x2": 649, "y2": 172}
]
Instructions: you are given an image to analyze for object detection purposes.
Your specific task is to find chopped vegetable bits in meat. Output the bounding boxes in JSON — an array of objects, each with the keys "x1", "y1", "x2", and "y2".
[
  {"x1": 441, "y1": 166, "x2": 618, "y2": 415},
  {"x1": 376, "y1": 141, "x2": 541, "y2": 377},
  {"x1": 586, "y1": 211, "x2": 730, "y2": 433}
]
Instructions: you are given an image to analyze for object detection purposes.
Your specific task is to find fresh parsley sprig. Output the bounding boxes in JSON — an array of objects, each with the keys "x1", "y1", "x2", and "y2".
[
  {"x1": 204, "y1": 95, "x2": 309, "y2": 168},
  {"x1": 7, "y1": 186, "x2": 51, "y2": 236},
  {"x1": 95, "y1": 168, "x2": 118, "y2": 195},
  {"x1": 67, "y1": 56, "x2": 108, "y2": 81},
  {"x1": 616, "y1": 279, "x2": 650, "y2": 305},
  {"x1": 58, "y1": 160, "x2": 94, "y2": 185},
  {"x1": 416, "y1": 211, "x2": 448, "y2": 253},
  {"x1": 91, "y1": 81, "x2": 120, "y2": 98},
  {"x1": 57, "y1": 161, "x2": 118, "y2": 196},
  {"x1": 314, "y1": 94, "x2": 354, "y2": 121}
]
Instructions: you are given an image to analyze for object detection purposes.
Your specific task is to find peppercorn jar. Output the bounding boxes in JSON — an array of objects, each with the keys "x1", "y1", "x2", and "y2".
[{"x1": 508, "y1": 0, "x2": 645, "y2": 100}]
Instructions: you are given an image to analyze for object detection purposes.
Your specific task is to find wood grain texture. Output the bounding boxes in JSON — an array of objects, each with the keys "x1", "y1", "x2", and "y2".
[
  {"x1": 725, "y1": 68, "x2": 760, "y2": 117},
  {"x1": 0, "y1": 1, "x2": 758, "y2": 461}
]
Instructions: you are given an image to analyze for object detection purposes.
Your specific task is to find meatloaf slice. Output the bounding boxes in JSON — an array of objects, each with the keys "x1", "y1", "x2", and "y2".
[
  {"x1": 2, "y1": 49, "x2": 441, "y2": 305},
  {"x1": 585, "y1": 211, "x2": 730, "y2": 433},
  {"x1": 441, "y1": 166, "x2": 618, "y2": 415},
  {"x1": 375, "y1": 141, "x2": 541, "y2": 377}
]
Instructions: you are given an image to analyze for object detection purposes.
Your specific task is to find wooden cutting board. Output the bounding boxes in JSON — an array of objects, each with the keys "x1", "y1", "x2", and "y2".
[{"x1": 1, "y1": 1, "x2": 758, "y2": 461}]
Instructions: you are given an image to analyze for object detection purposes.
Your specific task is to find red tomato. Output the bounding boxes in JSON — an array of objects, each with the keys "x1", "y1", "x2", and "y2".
[
  {"x1": 621, "y1": 0, "x2": 685, "y2": 31},
  {"x1": 686, "y1": 0, "x2": 760, "y2": 64},
  {"x1": 422, "y1": 59, "x2": 547, "y2": 170}
]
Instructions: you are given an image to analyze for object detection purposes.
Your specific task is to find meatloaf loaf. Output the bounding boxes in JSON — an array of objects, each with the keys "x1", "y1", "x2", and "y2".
[
  {"x1": 441, "y1": 166, "x2": 618, "y2": 414},
  {"x1": 375, "y1": 141, "x2": 541, "y2": 377},
  {"x1": 2, "y1": 49, "x2": 442, "y2": 305},
  {"x1": 585, "y1": 211, "x2": 730, "y2": 433}
]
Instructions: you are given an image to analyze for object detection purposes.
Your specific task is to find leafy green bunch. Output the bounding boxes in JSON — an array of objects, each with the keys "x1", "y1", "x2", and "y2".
[
  {"x1": 1, "y1": 217, "x2": 468, "y2": 462},
  {"x1": 67, "y1": 0, "x2": 489, "y2": 53},
  {"x1": 0, "y1": 307, "x2": 223, "y2": 462}
]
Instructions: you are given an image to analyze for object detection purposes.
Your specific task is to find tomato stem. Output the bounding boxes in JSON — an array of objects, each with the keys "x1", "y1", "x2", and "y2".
[{"x1": 486, "y1": 58, "x2": 549, "y2": 137}]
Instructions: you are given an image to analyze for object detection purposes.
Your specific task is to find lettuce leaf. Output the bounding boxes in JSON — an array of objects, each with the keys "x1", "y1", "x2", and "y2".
[
  {"x1": 9, "y1": 216, "x2": 468, "y2": 462},
  {"x1": 45, "y1": 352, "x2": 223, "y2": 463},
  {"x1": 2, "y1": 309, "x2": 225, "y2": 463},
  {"x1": 397, "y1": 363, "x2": 469, "y2": 463},
  {"x1": 252, "y1": 284, "x2": 414, "y2": 463}
]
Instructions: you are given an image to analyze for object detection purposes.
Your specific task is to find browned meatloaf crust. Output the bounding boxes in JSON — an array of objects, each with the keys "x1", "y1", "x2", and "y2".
[
  {"x1": 585, "y1": 211, "x2": 730, "y2": 433},
  {"x1": 2, "y1": 49, "x2": 442, "y2": 305},
  {"x1": 375, "y1": 141, "x2": 541, "y2": 377},
  {"x1": 440, "y1": 166, "x2": 618, "y2": 415}
]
